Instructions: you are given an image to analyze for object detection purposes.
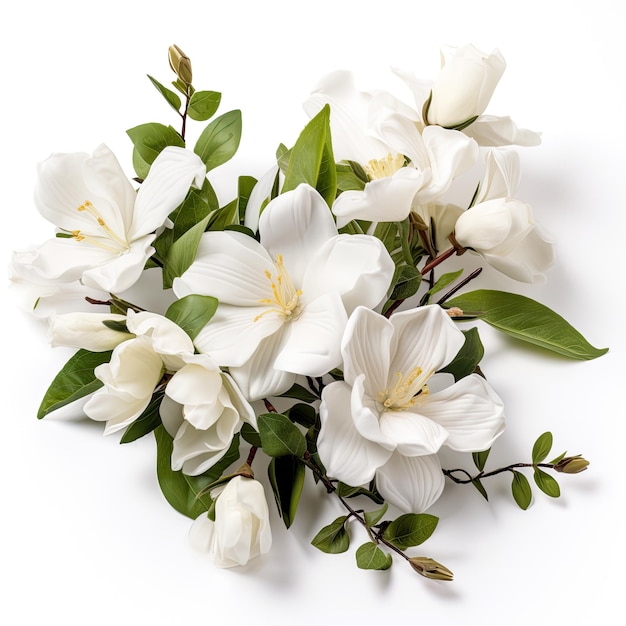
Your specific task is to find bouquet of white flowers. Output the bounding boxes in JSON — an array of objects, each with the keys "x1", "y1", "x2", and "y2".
[{"x1": 10, "y1": 44, "x2": 606, "y2": 580}]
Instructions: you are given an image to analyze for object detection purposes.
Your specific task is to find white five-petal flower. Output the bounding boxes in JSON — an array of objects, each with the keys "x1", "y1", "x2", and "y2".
[
  {"x1": 174, "y1": 184, "x2": 395, "y2": 401},
  {"x1": 317, "y1": 305, "x2": 505, "y2": 513},
  {"x1": 25, "y1": 144, "x2": 206, "y2": 294}
]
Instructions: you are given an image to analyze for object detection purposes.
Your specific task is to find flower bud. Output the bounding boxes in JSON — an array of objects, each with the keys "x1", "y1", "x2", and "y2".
[
  {"x1": 409, "y1": 556, "x2": 454, "y2": 581},
  {"x1": 168, "y1": 44, "x2": 193, "y2": 85},
  {"x1": 48, "y1": 312, "x2": 132, "y2": 351},
  {"x1": 554, "y1": 455, "x2": 589, "y2": 474}
]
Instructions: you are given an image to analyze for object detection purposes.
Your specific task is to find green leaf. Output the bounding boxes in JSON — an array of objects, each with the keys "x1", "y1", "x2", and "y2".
[
  {"x1": 120, "y1": 390, "x2": 163, "y2": 443},
  {"x1": 440, "y1": 327, "x2": 485, "y2": 381},
  {"x1": 422, "y1": 269, "x2": 464, "y2": 304},
  {"x1": 356, "y1": 542, "x2": 392, "y2": 570},
  {"x1": 383, "y1": 513, "x2": 439, "y2": 550},
  {"x1": 126, "y1": 123, "x2": 184, "y2": 165},
  {"x1": 267, "y1": 455, "x2": 305, "y2": 528},
  {"x1": 335, "y1": 481, "x2": 385, "y2": 504},
  {"x1": 206, "y1": 199, "x2": 239, "y2": 231},
  {"x1": 257, "y1": 412, "x2": 307, "y2": 458},
  {"x1": 237, "y1": 175, "x2": 257, "y2": 222},
  {"x1": 164, "y1": 295, "x2": 218, "y2": 341},
  {"x1": 364, "y1": 502, "x2": 388, "y2": 528},
  {"x1": 37, "y1": 349, "x2": 112, "y2": 419},
  {"x1": 154, "y1": 426, "x2": 241, "y2": 519},
  {"x1": 533, "y1": 468, "x2": 560, "y2": 498},
  {"x1": 471, "y1": 478, "x2": 489, "y2": 501},
  {"x1": 445, "y1": 290, "x2": 608, "y2": 360},
  {"x1": 240, "y1": 423, "x2": 262, "y2": 447},
  {"x1": 102, "y1": 319, "x2": 130, "y2": 333},
  {"x1": 170, "y1": 181, "x2": 218, "y2": 240},
  {"x1": 287, "y1": 403, "x2": 317, "y2": 428},
  {"x1": 472, "y1": 446, "x2": 491, "y2": 471},
  {"x1": 511, "y1": 471, "x2": 532, "y2": 510},
  {"x1": 194, "y1": 109, "x2": 242, "y2": 172},
  {"x1": 187, "y1": 90, "x2": 221, "y2": 121},
  {"x1": 132, "y1": 147, "x2": 151, "y2": 179},
  {"x1": 278, "y1": 383, "x2": 318, "y2": 403},
  {"x1": 282, "y1": 104, "x2": 337, "y2": 206},
  {"x1": 147, "y1": 74, "x2": 182, "y2": 113},
  {"x1": 532, "y1": 431, "x2": 553, "y2": 464},
  {"x1": 311, "y1": 516, "x2": 350, "y2": 554},
  {"x1": 389, "y1": 264, "x2": 422, "y2": 301}
]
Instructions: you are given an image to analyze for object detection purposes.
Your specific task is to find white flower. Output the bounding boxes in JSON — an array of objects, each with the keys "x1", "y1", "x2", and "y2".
[
  {"x1": 160, "y1": 354, "x2": 256, "y2": 475},
  {"x1": 189, "y1": 476, "x2": 272, "y2": 568},
  {"x1": 84, "y1": 311, "x2": 194, "y2": 435},
  {"x1": 304, "y1": 71, "x2": 478, "y2": 227},
  {"x1": 453, "y1": 197, "x2": 554, "y2": 282},
  {"x1": 26, "y1": 144, "x2": 206, "y2": 294},
  {"x1": 317, "y1": 305, "x2": 505, "y2": 513},
  {"x1": 173, "y1": 184, "x2": 394, "y2": 401},
  {"x1": 48, "y1": 312, "x2": 132, "y2": 351},
  {"x1": 399, "y1": 44, "x2": 541, "y2": 146}
]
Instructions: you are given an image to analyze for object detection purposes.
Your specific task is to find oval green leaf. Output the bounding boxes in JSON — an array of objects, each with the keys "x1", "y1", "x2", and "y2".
[
  {"x1": 257, "y1": 412, "x2": 307, "y2": 458},
  {"x1": 356, "y1": 542, "x2": 392, "y2": 570},
  {"x1": 511, "y1": 470, "x2": 532, "y2": 510},
  {"x1": 532, "y1": 431, "x2": 553, "y2": 464},
  {"x1": 267, "y1": 455, "x2": 305, "y2": 529},
  {"x1": 194, "y1": 109, "x2": 242, "y2": 171},
  {"x1": 165, "y1": 294, "x2": 218, "y2": 341},
  {"x1": 534, "y1": 468, "x2": 561, "y2": 498},
  {"x1": 383, "y1": 513, "x2": 439, "y2": 550},
  {"x1": 311, "y1": 516, "x2": 350, "y2": 554},
  {"x1": 187, "y1": 90, "x2": 221, "y2": 121}
]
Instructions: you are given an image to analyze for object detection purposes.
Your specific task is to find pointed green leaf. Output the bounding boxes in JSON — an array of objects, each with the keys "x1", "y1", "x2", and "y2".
[
  {"x1": 534, "y1": 468, "x2": 560, "y2": 498},
  {"x1": 471, "y1": 478, "x2": 489, "y2": 501},
  {"x1": 383, "y1": 513, "x2": 439, "y2": 550},
  {"x1": 422, "y1": 269, "x2": 464, "y2": 304},
  {"x1": 440, "y1": 327, "x2": 485, "y2": 381},
  {"x1": 278, "y1": 383, "x2": 318, "y2": 403},
  {"x1": 257, "y1": 412, "x2": 307, "y2": 458},
  {"x1": 194, "y1": 109, "x2": 242, "y2": 171},
  {"x1": 120, "y1": 390, "x2": 163, "y2": 443},
  {"x1": 147, "y1": 74, "x2": 182, "y2": 113},
  {"x1": 364, "y1": 502, "x2": 389, "y2": 528},
  {"x1": 237, "y1": 175, "x2": 257, "y2": 222},
  {"x1": 126, "y1": 122, "x2": 184, "y2": 165},
  {"x1": 472, "y1": 446, "x2": 491, "y2": 471},
  {"x1": 532, "y1": 431, "x2": 553, "y2": 464},
  {"x1": 37, "y1": 349, "x2": 113, "y2": 419},
  {"x1": 287, "y1": 403, "x2": 317, "y2": 428},
  {"x1": 187, "y1": 90, "x2": 221, "y2": 121},
  {"x1": 165, "y1": 295, "x2": 218, "y2": 341},
  {"x1": 356, "y1": 542, "x2": 392, "y2": 570},
  {"x1": 267, "y1": 455, "x2": 305, "y2": 528},
  {"x1": 311, "y1": 516, "x2": 350, "y2": 554},
  {"x1": 511, "y1": 470, "x2": 532, "y2": 509},
  {"x1": 445, "y1": 290, "x2": 608, "y2": 360},
  {"x1": 335, "y1": 481, "x2": 384, "y2": 504},
  {"x1": 240, "y1": 423, "x2": 262, "y2": 447}
]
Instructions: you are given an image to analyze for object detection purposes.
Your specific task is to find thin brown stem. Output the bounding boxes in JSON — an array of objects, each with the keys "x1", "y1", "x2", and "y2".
[{"x1": 443, "y1": 462, "x2": 555, "y2": 484}]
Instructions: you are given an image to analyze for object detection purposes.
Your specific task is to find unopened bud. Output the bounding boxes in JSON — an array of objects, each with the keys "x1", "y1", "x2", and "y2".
[
  {"x1": 409, "y1": 557, "x2": 454, "y2": 581},
  {"x1": 554, "y1": 455, "x2": 589, "y2": 474},
  {"x1": 168, "y1": 44, "x2": 193, "y2": 85}
]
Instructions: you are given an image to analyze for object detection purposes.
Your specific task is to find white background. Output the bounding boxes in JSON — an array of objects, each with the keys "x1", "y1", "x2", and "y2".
[{"x1": 2, "y1": 1, "x2": 624, "y2": 624}]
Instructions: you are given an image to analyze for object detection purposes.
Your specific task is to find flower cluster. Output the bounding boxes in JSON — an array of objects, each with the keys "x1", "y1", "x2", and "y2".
[{"x1": 12, "y1": 44, "x2": 605, "y2": 580}]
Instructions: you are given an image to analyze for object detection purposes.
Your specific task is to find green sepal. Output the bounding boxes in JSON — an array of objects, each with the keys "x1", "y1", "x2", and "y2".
[
  {"x1": 445, "y1": 290, "x2": 608, "y2": 360},
  {"x1": 257, "y1": 412, "x2": 307, "y2": 458},
  {"x1": 382, "y1": 513, "x2": 439, "y2": 550},
  {"x1": 187, "y1": 90, "x2": 221, "y2": 121},
  {"x1": 532, "y1": 431, "x2": 553, "y2": 464},
  {"x1": 37, "y1": 349, "x2": 113, "y2": 419},
  {"x1": 533, "y1": 467, "x2": 560, "y2": 498},
  {"x1": 311, "y1": 516, "x2": 350, "y2": 554},
  {"x1": 194, "y1": 109, "x2": 242, "y2": 172},
  {"x1": 126, "y1": 122, "x2": 184, "y2": 165},
  {"x1": 355, "y1": 542, "x2": 392, "y2": 570},
  {"x1": 101, "y1": 319, "x2": 130, "y2": 334},
  {"x1": 237, "y1": 175, "x2": 258, "y2": 223},
  {"x1": 511, "y1": 470, "x2": 533, "y2": 510},
  {"x1": 147, "y1": 74, "x2": 182, "y2": 113},
  {"x1": 440, "y1": 327, "x2": 485, "y2": 381},
  {"x1": 154, "y1": 426, "x2": 240, "y2": 519},
  {"x1": 267, "y1": 455, "x2": 305, "y2": 529},
  {"x1": 120, "y1": 389, "x2": 164, "y2": 443},
  {"x1": 164, "y1": 294, "x2": 218, "y2": 342}
]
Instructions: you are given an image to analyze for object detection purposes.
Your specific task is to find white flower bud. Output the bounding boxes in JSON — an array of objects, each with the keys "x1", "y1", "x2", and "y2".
[{"x1": 48, "y1": 312, "x2": 132, "y2": 351}]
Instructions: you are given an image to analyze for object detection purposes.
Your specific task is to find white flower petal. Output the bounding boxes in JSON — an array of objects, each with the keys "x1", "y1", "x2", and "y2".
[
  {"x1": 303, "y1": 234, "x2": 394, "y2": 315},
  {"x1": 475, "y1": 149, "x2": 521, "y2": 204},
  {"x1": 318, "y1": 381, "x2": 393, "y2": 486},
  {"x1": 463, "y1": 115, "x2": 542, "y2": 147},
  {"x1": 379, "y1": 409, "x2": 449, "y2": 456},
  {"x1": 259, "y1": 184, "x2": 337, "y2": 286},
  {"x1": 454, "y1": 199, "x2": 513, "y2": 250},
  {"x1": 374, "y1": 112, "x2": 430, "y2": 167},
  {"x1": 243, "y1": 165, "x2": 280, "y2": 233},
  {"x1": 126, "y1": 311, "x2": 194, "y2": 359},
  {"x1": 351, "y1": 374, "x2": 396, "y2": 450},
  {"x1": 376, "y1": 453, "x2": 445, "y2": 513},
  {"x1": 48, "y1": 312, "x2": 131, "y2": 351},
  {"x1": 417, "y1": 374, "x2": 505, "y2": 452}
]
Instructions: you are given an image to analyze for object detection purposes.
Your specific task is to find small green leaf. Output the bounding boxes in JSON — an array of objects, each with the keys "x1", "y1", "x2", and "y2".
[
  {"x1": 165, "y1": 295, "x2": 218, "y2": 341},
  {"x1": 278, "y1": 383, "x2": 318, "y2": 403},
  {"x1": 187, "y1": 90, "x2": 221, "y2": 121},
  {"x1": 287, "y1": 403, "x2": 317, "y2": 428},
  {"x1": 194, "y1": 109, "x2": 242, "y2": 172},
  {"x1": 335, "y1": 481, "x2": 384, "y2": 504},
  {"x1": 445, "y1": 290, "x2": 608, "y2": 360},
  {"x1": 424, "y1": 269, "x2": 464, "y2": 302},
  {"x1": 440, "y1": 327, "x2": 485, "y2": 381},
  {"x1": 472, "y1": 446, "x2": 491, "y2": 471},
  {"x1": 240, "y1": 423, "x2": 261, "y2": 447},
  {"x1": 383, "y1": 513, "x2": 439, "y2": 550},
  {"x1": 132, "y1": 147, "x2": 151, "y2": 179},
  {"x1": 471, "y1": 478, "x2": 489, "y2": 501},
  {"x1": 126, "y1": 123, "x2": 184, "y2": 165},
  {"x1": 147, "y1": 74, "x2": 182, "y2": 113},
  {"x1": 267, "y1": 455, "x2": 305, "y2": 528},
  {"x1": 257, "y1": 412, "x2": 307, "y2": 458},
  {"x1": 120, "y1": 390, "x2": 163, "y2": 443},
  {"x1": 389, "y1": 264, "x2": 422, "y2": 301},
  {"x1": 532, "y1": 432, "x2": 553, "y2": 464},
  {"x1": 311, "y1": 516, "x2": 350, "y2": 554},
  {"x1": 534, "y1": 468, "x2": 560, "y2": 498},
  {"x1": 364, "y1": 502, "x2": 388, "y2": 528},
  {"x1": 237, "y1": 175, "x2": 257, "y2": 222},
  {"x1": 511, "y1": 470, "x2": 532, "y2": 510},
  {"x1": 37, "y1": 349, "x2": 112, "y2": 419},
  {"x1": 355, "y1": 542, "x2": 392, "y2": 570}
]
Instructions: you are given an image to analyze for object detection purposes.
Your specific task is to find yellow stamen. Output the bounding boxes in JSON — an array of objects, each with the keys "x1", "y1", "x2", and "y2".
[
  {"x1": 253, "y1": 254, "x2": 303, "y2": 323},
  {"x1": 73, "y1": 200, "x2": 130, "y2": 253},
  {"x1": 364, "y1": 153, "x2": 406, "y2": 180},
  {"x1": 377, "y1": 366, "x2": 433, "y2": 410}
]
